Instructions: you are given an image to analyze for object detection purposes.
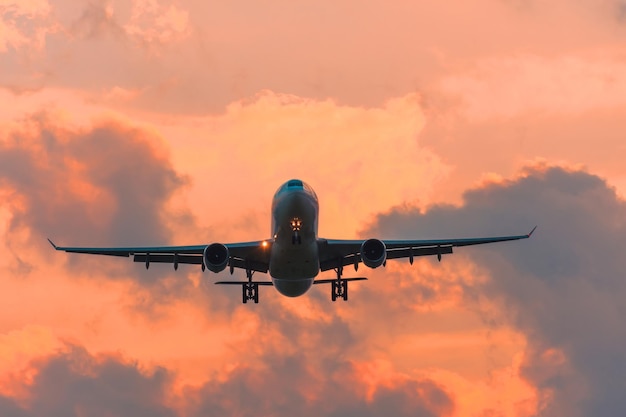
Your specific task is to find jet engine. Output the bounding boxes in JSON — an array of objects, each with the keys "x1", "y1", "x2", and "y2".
[
  {"x1": 360, "y1": 238, "x2": 387, "y2": 268},
  {"x1": 203, "y1": 243, "x2": 229, "y2": 273}
]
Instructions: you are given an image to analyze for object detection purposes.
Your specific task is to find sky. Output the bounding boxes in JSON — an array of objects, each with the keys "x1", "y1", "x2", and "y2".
[{"x1": 1, "y1": 0, "x2": 626, "y2": 416}]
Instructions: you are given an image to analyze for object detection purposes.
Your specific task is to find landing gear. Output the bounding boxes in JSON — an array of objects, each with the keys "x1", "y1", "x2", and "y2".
[
  {"x1": 331, "y1": 279, "x2": 348, "y2": 301},
  {"x1": 242, "y1": 269, "x2": 259, "y2": 304},
  {"x1": 331, "y1": 265, "x2": 348, "y2": 302},
  {"x1": 242, "y1": 283, "x2": 259, "y2": 304}
]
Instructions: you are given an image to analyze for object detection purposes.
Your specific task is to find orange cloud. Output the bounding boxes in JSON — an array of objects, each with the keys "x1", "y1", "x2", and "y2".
[
  {"x1": 152, "y1": 91, "x2": 451, "y2": 242},
  {"x1": 3, "y1": 1, "x2": 626, "y2": 415}
]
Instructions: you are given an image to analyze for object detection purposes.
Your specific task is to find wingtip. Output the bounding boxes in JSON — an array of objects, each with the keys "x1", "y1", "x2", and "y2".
[
  {"x1": 527, "y1": 226, "x2": 538, "y2": 238},
  {"x1": 47, "y1": 238, "x2": 58, "y2": 249}
]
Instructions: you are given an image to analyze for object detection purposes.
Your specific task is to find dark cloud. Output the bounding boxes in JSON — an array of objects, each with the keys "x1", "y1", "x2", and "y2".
[
  {"x1": 0, "y1": 343, "x2": 451, "y2": 417},
  {"x1": 0, "y1": 112, "x2": 188, "y2": 285},
  {"x1": 188, "y1": 352, "x2": 451, "y2": 417},
  {"x1": 366, "y1": 165, "x2": 626, "y2": 417},
  {"x1": 185, "y1": 273, "x2": 455, "y2": 417},
  {"x1": 328, "y1": 380, "x2": 452, "y2": 417},
  {"x1": 0, "y1": 345, "x2": 176, "y2": 417}
]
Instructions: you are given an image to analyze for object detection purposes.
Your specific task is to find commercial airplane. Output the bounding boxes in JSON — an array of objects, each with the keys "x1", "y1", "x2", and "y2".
[{"x1": 49, "y1": 179, "x2": 535, "y2": 303}]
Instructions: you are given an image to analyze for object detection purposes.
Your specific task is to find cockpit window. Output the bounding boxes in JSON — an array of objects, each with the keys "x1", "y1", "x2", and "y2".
[
  {"x1": 274, "y1": 179, "x2": 318, "y2": 200},
  {"x1": 287, "y1": 179, "x2": 303, "y2": 188}
]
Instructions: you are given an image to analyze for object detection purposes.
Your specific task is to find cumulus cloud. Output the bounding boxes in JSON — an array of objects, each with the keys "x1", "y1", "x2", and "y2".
[
  {"x1": 418, "y1": 53, "x2": 626, "y2": 200},
  {"x1": 366, "y1": 164, "x2": 626, "y2": 417},
  {"x1": 158, "y1": 91, "x2": 450, "y2": 242},
  {"x1": 190, "y1": 357, "x2": 451, "y2": 417},
  {"x1": 0, "y1": 0, "x2": 54, "y2": 52},
  {"x1": 124, "y1": 0, "x2": 191, "y2": 48},
  {"x1": 3, "y1": 2, "x2": 626, "y2": 416},
  {"x1": 437, "y1": 54, "x2": 626, "y2": 120},
  {"x1": 0, "y1": 342, "x2": 452, "y2": 417},
  {"x1": 68, "y1": 1, "x2": 122, "y2": 40},
  {"x1": 0, "y1": 112, "x2": 188, "y2": 283},
  {"x1": 5, "y1": 0, "x2": 626, "y2": 113},
  {"x1": 0, "y1": 345, "x2": 176, "y2": 417}
]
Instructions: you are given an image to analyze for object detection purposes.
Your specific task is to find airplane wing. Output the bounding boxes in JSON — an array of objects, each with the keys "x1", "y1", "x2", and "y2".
[
  {"x1": 318, "y1": 227, "x2": 536, "y2": 271},
  {"x1": 47, "y1": 239, "x2": 272, "y2": 273}
]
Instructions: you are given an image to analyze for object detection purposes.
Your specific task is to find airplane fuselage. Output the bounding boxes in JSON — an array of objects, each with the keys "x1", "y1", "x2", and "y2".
[{"x1": 269, "y1": 180, "x2": 320, "y2": 297}]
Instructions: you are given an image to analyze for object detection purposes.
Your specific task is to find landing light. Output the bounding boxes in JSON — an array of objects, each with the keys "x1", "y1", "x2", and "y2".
[
  {"x1": 290, "y1": 217, "x2": 302, "y2": 231},
  {"x1": 262, "y1": 241, "x2": 268, "y2": 248}
]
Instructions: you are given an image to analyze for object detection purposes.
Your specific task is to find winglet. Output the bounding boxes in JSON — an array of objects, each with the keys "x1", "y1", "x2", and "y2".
[
  {"x1": 527, "y1": 226, "x2": 538, "y2": 238},
  {"x1": 47, "y1": 238, "x2": 58, "y2": 250}
]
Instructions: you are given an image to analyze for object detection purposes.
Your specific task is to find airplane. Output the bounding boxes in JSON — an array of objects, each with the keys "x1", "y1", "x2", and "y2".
[{"x1": 49, "y1": 179, "x2": 535, "y2": 303}]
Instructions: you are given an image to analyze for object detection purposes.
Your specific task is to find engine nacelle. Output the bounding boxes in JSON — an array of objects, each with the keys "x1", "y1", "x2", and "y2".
[
  {"x1": 203, "y1": 243, "x2": 229, "y2": 273},
  {"x1": 360, "y1": 238, "x2": 387, "y2": 269}
]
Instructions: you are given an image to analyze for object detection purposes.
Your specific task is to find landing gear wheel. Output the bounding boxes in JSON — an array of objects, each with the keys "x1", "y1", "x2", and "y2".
[
  {"x1": 331, "y1": 278, "x2": 348, "y2": 302},
  {"x1": 242, "y1": 283, "x2": 259, "y2": 304},
  {"x1": 241, "y1": 269, "x2": 259, "y2": 304}
]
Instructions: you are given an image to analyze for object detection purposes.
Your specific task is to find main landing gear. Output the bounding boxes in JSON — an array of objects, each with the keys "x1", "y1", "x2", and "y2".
[
  {"x1": 242, "y1": 269, "x2": 259, "y2": 304},
  {"x1": 331, "y1": 266, "x2": 348, "y2": 302}
]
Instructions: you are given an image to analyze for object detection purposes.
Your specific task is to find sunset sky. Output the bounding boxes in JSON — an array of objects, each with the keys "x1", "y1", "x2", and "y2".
[{"x1": 1, "y1": 1, "x2": 626, "y2": 416}]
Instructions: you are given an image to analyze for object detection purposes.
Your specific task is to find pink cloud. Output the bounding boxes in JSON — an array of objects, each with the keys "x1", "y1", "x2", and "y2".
[
  {"x1": 438, "y1": 52, "x2": 626, "y2": 120},
  {"x1": 367, "y1": 163, "x2": 626, "y2": 416},
  {"x1": 0, "y1": 0, "x2": 53, "y2": 52},
  {"x1": 2, "y1": 1, "x2": 626, "y2": 416}
]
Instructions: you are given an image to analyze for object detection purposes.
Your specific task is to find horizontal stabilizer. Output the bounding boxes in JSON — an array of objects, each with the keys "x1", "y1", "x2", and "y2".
[
  {"x1": 313, "y1": 277, "x2": 368, "y2": 285},
  {"x1": 215, "y1": 281, "x2": 274, "y2": 286}
]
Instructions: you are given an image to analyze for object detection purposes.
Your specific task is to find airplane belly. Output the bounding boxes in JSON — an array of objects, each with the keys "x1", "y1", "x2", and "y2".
[
  {"x1": 269, "y1": 241, "x2": 319, "y2": 279},
  {"x1": 269, "y1": 240, "x2": 319, "y2": 296},
  {"x1": 272, "y1": 278, "x2": 314, "y2": 297}
]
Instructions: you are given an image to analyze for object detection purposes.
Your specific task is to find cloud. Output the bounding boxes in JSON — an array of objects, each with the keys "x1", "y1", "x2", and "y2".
[
  {"x1": 0, "y1": 0, "x2": 53, "y2": 52},
  {"x1": 66, "y1": 0, "x2": 190, "y2": 47},
  {"x1": 0, "y1": 103, "x2": 540, "y2": 417},
  {"x1": 0, "y1": 112, "x2": 188, "y2": 284},
  {"x1": 418, "y1": 51, "x2": 626, "y2": 201},
  {"x1": 186, "y1": 353, "x2": 452, "y2": 417},
  {"x1": 124, "y1": 0, "x2": 191, "y2": 49},
  {"x1": 3, "y1": 2, "x2": 626, "y2": 415},
  {"x1": 0, "y1": 345, "x2": 176, "y2": 417},
  {"x1": 366, "y1": 163, "x2": 626, "y2": 417},
  {"x1": 4, "y1": 0, "x2": 626, "y2": 113},
  {"x1": 437, "y1": 54, "x2": 626, "y2": 120},
  {"x1": 0, "y1": 342, "x2": 452, "y2": 417},
  {"x1": 155, "y1": 91, "x2": 450, "y2": 242},
  {"x1": 68, "y1": 1, "x2": 127, "y2": 40}
]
